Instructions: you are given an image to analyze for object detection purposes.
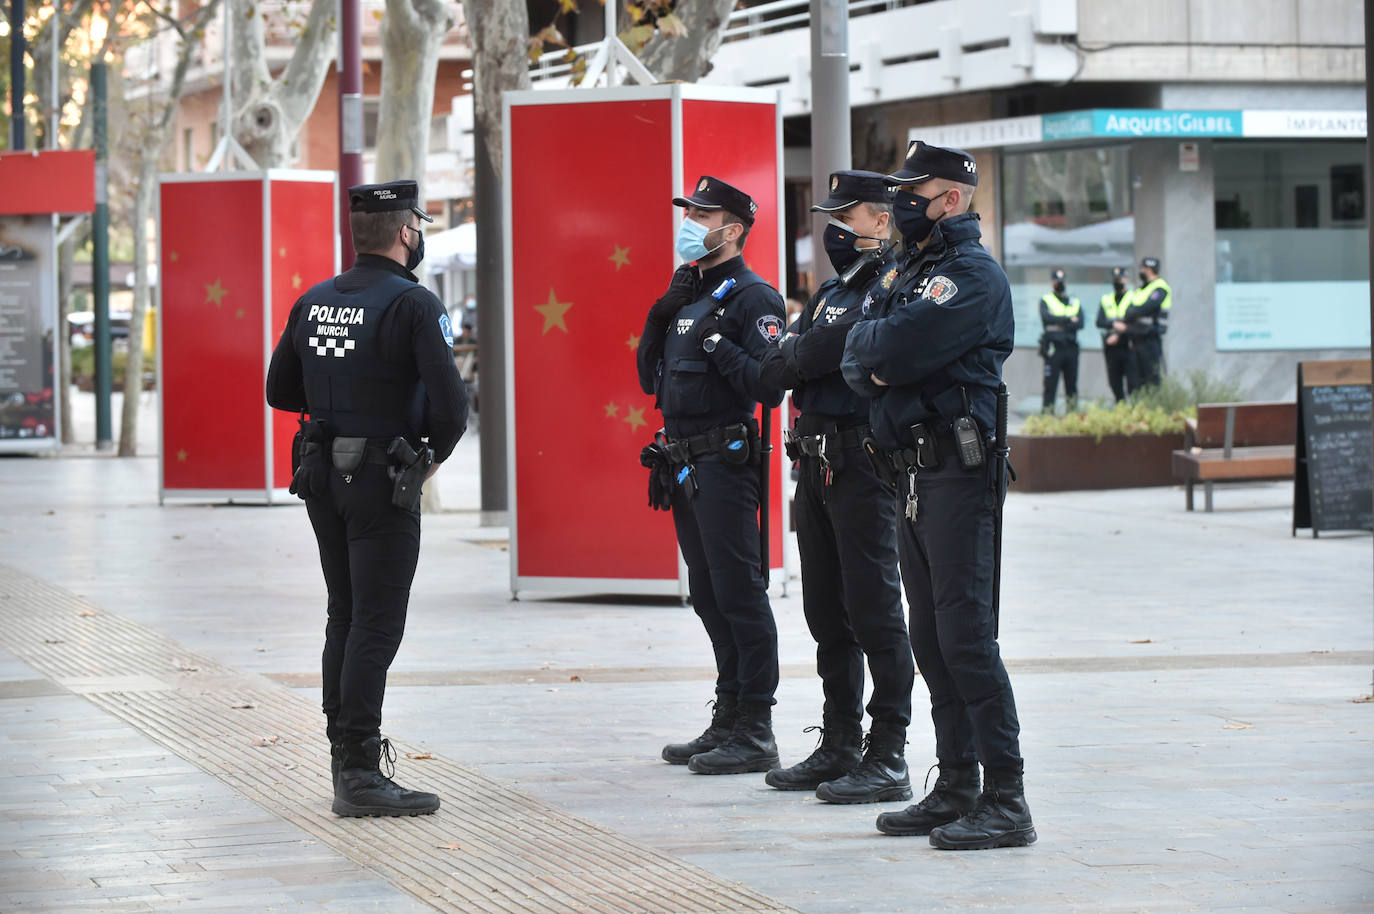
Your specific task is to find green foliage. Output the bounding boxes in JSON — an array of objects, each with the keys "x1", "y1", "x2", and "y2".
[{"x1": 1021, "y1": 369, "x2": 1249, "y2": 442}]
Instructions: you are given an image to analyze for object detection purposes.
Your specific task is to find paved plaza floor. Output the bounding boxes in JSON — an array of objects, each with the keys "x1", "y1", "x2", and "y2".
[{"x1": 1, "y1": 408, "x2": 1371, "y2": 912}]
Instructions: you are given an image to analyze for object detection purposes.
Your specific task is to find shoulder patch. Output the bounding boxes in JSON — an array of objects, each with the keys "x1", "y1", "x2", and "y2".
[
  {"x1": 438, "y1": 313, "x2": 454, "y2": 348},
  {"x1": 881, "y1": 266, "x2": 899, "y2": 290},
  {"x1": 756, "y1": 314, "x2": 784, "y2": 343},
  {"x1": 922, "y1": 276, "x2": 958, "y2": 304},
  {"x1": 812, "y1": 296, "x2": 827, "y2": 321}
]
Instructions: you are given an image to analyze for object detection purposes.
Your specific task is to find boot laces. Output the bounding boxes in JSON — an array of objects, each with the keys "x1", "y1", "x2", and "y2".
[
  {"x1": 379, "y1": 737, "x2": 397, "y2": 779},
  {"x1": 911, "y1": 764, "x2": 953, "y2": 812},
  {"x1": 961, "y1": 789, "x2": 1000, "y2": 826}
]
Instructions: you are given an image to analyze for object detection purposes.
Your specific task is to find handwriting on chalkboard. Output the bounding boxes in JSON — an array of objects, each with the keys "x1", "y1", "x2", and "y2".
[{"x1": 1301, "y1": 382, "x2": 1373, "y2": 533}]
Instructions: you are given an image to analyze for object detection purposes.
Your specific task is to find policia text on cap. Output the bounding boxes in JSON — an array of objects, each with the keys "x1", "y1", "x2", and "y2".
[{"x1": 266, "y1": 180, "x2": 469, "y2": 818}]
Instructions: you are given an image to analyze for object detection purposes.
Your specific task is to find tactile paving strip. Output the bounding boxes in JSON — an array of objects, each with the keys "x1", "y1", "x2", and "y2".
[{"x1": 0, "y1": 565, "x2": 798, "y2": 914}]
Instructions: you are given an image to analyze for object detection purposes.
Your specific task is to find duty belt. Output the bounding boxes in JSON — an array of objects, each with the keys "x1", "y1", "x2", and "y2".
[
  {"x1": 663, "y1": 421, "x2": 755, "y2": 466},
  {"x1": 868, "y1": 430, "x2": 962, "y2": 480},
  {"x1": 784, "y1": 424, "x2": 869, "y2": 458}
]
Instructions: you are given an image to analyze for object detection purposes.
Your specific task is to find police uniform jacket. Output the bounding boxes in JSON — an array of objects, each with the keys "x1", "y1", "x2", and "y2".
[
  {"x1": 840, "y1": 213, "x2": 1013, "y2": 448},
  {"x1": 637, "y1": 254, "x2": 786, "y2": 439},
  {"x1": 1096, "y1": 288, "x2": 1131, "y2": 347},
  {"x1": 266, "y1": 253, "x2": 469, "y2": 462},
  {"x1": 759, "y1": 251, "x2": 894, "y2": 426},
  {"x1": 1122, "y1": 279, "x2": 1171, "y2": 338},
  {"x1": 1039, "y1": 291, "x2": 1082, "y2": 345}
]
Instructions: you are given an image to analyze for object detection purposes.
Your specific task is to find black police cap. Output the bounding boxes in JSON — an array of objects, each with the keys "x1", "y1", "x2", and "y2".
[
  {"x1": 811, "y1": 170, "x2": 891, "y2": 213},
  {"x1": 885, "y1": 140, "x2": 979, "y2": 187},
  {"x1": 1112, "y1": 266, "x2": 1129, "y2": 281},
  {"x1": 1141, "y1": 256, "x2": 1161, "y2": 271},
  {"x1": 1051, "y1": 268, "x2": 1065, "y2": 282},
  {"x1": 348, "y1": 180, "x2": 434, "y2": 222},
  {"x1": 673, "y1": 175, "x2": 758, "y2": 225}
]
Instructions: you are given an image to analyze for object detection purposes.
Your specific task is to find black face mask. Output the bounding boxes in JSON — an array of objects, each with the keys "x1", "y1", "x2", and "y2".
[
  {"x1": 403, "y1": 226, "x2": 424, "y2": 272},
  {"x1": 822, "y1": 220, "x2": 883, "y2": 273},
  {"x1": 892, "y1": 189, "x2": 948, "y2": 245},
  {"x1": 1139, "y1": 271, "x2": 1149, "y2": 285},
  {"x1": 1053, "y1": 282, "x2": 1066, "y2": 294}
]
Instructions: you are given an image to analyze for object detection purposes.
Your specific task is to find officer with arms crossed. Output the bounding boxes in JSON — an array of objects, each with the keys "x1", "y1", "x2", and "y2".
[
  {"x1": 1096, "y1": 266, "x2": 1136, "y2": 402},
  {"x1": 756, "y1": 170, "x2": 915, "y2": 804},
  {"x1": 1116, "y1": 256, "x2": 1170, "y2": 388},
  {"x1": 267, "y1": 180, "x2": 469, "y2": 817},
  {"x1": 1039, "y1": 268, "x2": 1082, "y2": 412},
  {"x1": 842, "y1": 141, "x2": 1035, "y2": 850},
  {"x1": 637, "y1": 176, "x2": 787, "y2": 775}
]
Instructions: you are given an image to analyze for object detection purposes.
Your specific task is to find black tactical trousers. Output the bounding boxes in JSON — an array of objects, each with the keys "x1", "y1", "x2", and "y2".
[
  {"x1": 896, "y1": 457, "x2": 1023, "y2": 774},
  {"x1": 305, "y1": 462, "x2": 421, "y2": 747},
  {"x1": 1132, "y1": 335, "x2": 1163, "y2": 389},
  {"x1": 1102, "y1": 344, "x2": 1135, "y2": 403},
  {"x1": 1041, "y1": 342, "x2": 1079, "y2": 410},
  {"x1": 793, "y1": 450, "x2": 913, "y2": 727},
  {"x1": 671, "y1": 454, "x2": 779, "y2": 706}
]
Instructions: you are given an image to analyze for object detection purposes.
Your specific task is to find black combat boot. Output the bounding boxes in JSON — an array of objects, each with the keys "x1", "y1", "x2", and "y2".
[
  {"x1": 332, "y1": 736, "x2": 440, "y2": 817},
  {"x1": 815, "y1": 721, "x2": 912, "y2": 804},
  {"x1": 764, "y1": 716, "x2": 863, "y2": 791},
  {"x1": 687, "y1": 701, "x2": 780, "y2": 774},
  {"x1": 662, "y1": 694, "x2": 738, "y2": 765},
  {"x1": 875, "y1": 761, "x2": 979, "y2": 836},
  {"x1": 329, "y1": 741, "x2": 346, "y2": 792},
  {"x1": 928, "y1": 770, "x2": 1036, "y2": 849}
]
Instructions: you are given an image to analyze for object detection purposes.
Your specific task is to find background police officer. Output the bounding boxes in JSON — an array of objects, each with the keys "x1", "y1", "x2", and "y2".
[
  {"x1": 1096, "y1": 266, "x2": 1136, "y2": 402},
  {"x1": 757, "y1": 171, "x2": 915, "y2": 805},
  {"x1": 842, "y1": 141, "x2": 1035, "y2": 850},
  {"x1": 1039, "y1": 268, "x2": 1082, "y2": 412},
  {"x1": 1117, "y1": 256, "x2": 1171, "y2": 388},
  {"x1": 636, "y1": 176, "x2": 787, "y2": 775},
  {"x1": 266, "y1": 180, "x2": 468, "y2": 817}
]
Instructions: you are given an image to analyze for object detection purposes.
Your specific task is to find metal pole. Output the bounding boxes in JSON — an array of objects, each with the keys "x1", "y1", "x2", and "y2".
[
  {"x1": 604, "y1": 0, "x2": 617, "y2": 87},
  {"x1": 1364, "y1": 0, "x2": 1373, "y2": 696},
  {"x1": 50, "y1": 4, "x2": 58, "y2": 146},
  {"x1": 808, "y1": 0, "x2": 849, "y2": 287},
  {"x1": 10, "y1": 0, "x2": 25, "y2": 150},
  {"x1": 91, "y1": 60, "x2": 112, "y2": 449},
  {"x1": 338, "y1": 0, "x2": 363, "y2": 268}
]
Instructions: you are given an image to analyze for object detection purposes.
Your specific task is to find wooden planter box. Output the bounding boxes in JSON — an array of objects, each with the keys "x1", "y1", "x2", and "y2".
[{"x1": 1008, "y1": 432, "x2": 1185, "y2": 492}]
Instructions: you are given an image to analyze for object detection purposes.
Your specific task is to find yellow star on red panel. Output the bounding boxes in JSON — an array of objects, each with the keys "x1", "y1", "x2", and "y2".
[
  {"x1": 604, "y1": 401, "x2": 619, "y2": 419},
  {"x1": 176, "y1": 448, "x2": 188, "y2": 462},
  {"x1": 609, "y1": 245, "x2": 631, "y2": 271},
  {"x1": 624, "y1": 405, "x2": 647, "y2": 432},
  {"x1": 168, "y1": 251, "x2": 179, "y2": 263},
  {"x1": 204, "y1": 279, "x2": 228, "y2": 307},
  {"x1": 292, "y1": 273, "x2": 302, "y2": 290},
  {"x1": 279, "y1": 246, "x2": 288, "y2": 257},
  {"x1": 534, "y1": 288, "x2": 573, "y2": 334},
  {"x1": 625, "y1": 332, "x2": 640, "y2": 350},
  {"x1": 235, "y1": 309, "x2": 245, "y2": 319}
]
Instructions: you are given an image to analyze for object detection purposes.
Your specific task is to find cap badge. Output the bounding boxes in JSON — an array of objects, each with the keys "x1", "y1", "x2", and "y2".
[
  {"x1": 906, "y1": 140, "x2": 920, "y2": 158},
  {"x1": 831, "y1": 176, "x2": 839, "y2": 191},
  {"x1": 698, "y1": 178, "x2": 709, "y2": 192}
]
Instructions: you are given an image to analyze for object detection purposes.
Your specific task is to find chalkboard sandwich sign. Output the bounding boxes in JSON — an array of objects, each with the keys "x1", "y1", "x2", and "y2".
[{"x1": 1294, "y1": 359, "x2": 1373, "y2": 537}]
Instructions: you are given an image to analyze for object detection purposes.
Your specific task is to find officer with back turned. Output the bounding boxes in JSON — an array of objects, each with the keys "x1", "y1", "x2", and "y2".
[
  {"x1": 266, "y1": 180, "x2": 468, "y2": 817},
  {"x1": 755, "y1": 170, "x2": 915, "y2": 805},
  {"x1": 636, "y1": 176, "x2": 787, "y2": 775},
  {"x1": 1039, "y1": 268, "x2": 1082, "y2": 412},
  {"x1": 842, "y1": 141, "x2": 1035, "y2": 850},
  {"x1": 1096, "y1": 266, "x2": 1136, "y2": 402}
]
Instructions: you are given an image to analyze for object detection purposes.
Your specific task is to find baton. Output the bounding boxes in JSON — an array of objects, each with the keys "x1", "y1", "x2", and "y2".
[
  {"x1": 992, "y1": 383, "x2": 1009, "y2": 637},
  {"x1": 759, "y1": 405, "x2": 772, "y2": 588}
]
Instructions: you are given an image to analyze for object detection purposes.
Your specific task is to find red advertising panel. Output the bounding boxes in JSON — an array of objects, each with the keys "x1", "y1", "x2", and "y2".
[
  {"x1": 159, "y1": 172, "x2": 336, "y2": 500},
  {"x1": 507, "y1": 87, "x2": 784, "y2": 595},
  {"x1": 0, "y1": 150, "x2": 96, "y2": 214}
]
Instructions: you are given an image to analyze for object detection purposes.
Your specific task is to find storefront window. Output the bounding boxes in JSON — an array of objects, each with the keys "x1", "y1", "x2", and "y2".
[
  {"x1": 1215, "y1": 141, "x2": 1369, "y2": 350},
  {"x1": 1001, "y1": 145, "x2": 1134, "y2": 350}
]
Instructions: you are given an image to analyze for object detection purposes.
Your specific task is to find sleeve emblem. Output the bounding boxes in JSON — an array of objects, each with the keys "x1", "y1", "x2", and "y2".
[
  {"x1": 922, "y1": 276, "x2": 958, "y2": 304},
  {"x1": 812, "y1": 296, "x2": 827, "y2": 321},
  {"x1": 756, "y1": 314, "x2": 784, "y2": 343}
]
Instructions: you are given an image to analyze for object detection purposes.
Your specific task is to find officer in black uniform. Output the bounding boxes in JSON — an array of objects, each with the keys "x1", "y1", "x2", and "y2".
[
  {"x1": 1038, "y1": 268, "x2": 1082, "y2": 412},
  {"x1": 1119, "y1": 256, "x2": 1171, "y2": 388},
  {"x1": 755, "y1": 170, "x2": 915, "y2": 805},
  {"x1": 636, "y1": 175, "x2": 787, "y2": 775},
  {"x1": 842, "y1": 141, "x2": 1035, "y2": 849},
  {"x1": 266, "y1": 180, "x2": 469, "y2": 817},
  {"x1": 1096, "y1": 266, "x2": 1136, "y2": 402}
]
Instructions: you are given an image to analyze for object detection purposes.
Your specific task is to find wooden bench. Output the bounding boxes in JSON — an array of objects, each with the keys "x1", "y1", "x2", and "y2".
[{"x1": 1171, "y1": 402, "x2": 1296, "y2": 511}]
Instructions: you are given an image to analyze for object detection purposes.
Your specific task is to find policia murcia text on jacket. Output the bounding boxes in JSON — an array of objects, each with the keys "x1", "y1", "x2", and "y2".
[
  {"x1": 1038, "y1": 267, "x2": 1082, "y2": 412},
  {"x1": 755, "y1": 170, "x2": 916, "y2": 805},
  {"x1": 842, "y1": 140, "x2": 1036, "y2": 850},
  {"x1": 636, "y1": 175, "x2": 787, "y2": 775},
  {"x1": 266, "y1": 179, "x2": 469, "y2": 818}
]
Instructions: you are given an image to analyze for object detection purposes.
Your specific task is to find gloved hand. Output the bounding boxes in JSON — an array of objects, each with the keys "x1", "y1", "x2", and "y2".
[
  {"x1": 695, "y1": 306, "x2": 725, "y2": 350},
  {"x1": 647, "y1": 265, "x2": 701, "y2": 326}
]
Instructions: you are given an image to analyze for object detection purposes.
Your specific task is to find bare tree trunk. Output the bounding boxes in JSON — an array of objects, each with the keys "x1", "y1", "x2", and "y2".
[
  {"x1": 118, "y1": 157, "x2": 157, "y2": 456},
  {"x1": 638, "y1": 0, "x2": 736, "y2": 81},
  {"x1": 229, "y1": 0, "x2": 339, "y2": 167},
  {"x1": 461, "y1": 0, "x2": 530, "y2": 180},
  {"x1": 58, "y1": 234, "x2": 75, "y2": 443}
]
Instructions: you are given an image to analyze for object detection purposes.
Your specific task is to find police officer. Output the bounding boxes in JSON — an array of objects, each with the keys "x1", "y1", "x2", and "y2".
[
  {"x1": 842, "y1": 141, "x2": 1035, "y2": 850},
  {"x1": 636, "y1": 176, "x2": 787, "y2": 775},
  {"x1": 1039, "y1": 268, "x2": 1082, "y2": 412},
  {"x1": 1096, "y1": 266, "x2": 1136, "y2": 402},
  {"x1": 1117, "y1": 256, "x2": 1171, "y2": 388},
  {"x1": 756, "y1": 171, "x2": 915, "y2": 804},
  {"x1": 266, "y1": 180, "x2": 469, "y2": 817}
]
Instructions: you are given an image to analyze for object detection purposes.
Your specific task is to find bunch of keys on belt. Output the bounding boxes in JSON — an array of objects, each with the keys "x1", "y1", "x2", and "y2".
[
  {"x1": 818, "y1": 434, "x2": 833, "y2": 487},
  {"x1": 905, "y1": 467, "x2": 918, "y2": 521}
]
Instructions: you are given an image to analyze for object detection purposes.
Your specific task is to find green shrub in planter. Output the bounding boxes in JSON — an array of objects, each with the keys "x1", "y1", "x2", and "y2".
[{"x1": 1022, "y1": 370, "x2": 1247, "y2": 442}]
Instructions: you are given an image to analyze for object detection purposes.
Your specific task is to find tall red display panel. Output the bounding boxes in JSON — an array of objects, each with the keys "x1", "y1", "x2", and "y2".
[
  {"x1": 503, "y1": 86, "x2": 787, "y2": 598},
  {"x1": 157, "y1": 171, "x2": 337, "y2": 503}
]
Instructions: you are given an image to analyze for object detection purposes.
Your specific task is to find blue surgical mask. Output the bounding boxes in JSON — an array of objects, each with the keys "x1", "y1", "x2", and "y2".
[{"x1": 676, "y1": 218, "x2": 736, "y2": 263}]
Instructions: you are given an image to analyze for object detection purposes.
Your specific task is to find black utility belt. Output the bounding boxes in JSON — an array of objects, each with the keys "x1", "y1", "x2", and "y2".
[
  {"x1": 664, "y1": 420, "x2": 759, "y2": 468},
  {"x1": 865, "y1": 419, "x2": 986, "y2": 485},
  {"x1": 784, "y1": 425, "x2": 869, "y2": 460}
]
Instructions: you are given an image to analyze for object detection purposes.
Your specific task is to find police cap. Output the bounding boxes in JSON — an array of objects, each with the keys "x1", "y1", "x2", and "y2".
[
  {"x1": 1141, "y1": 256, "x2": 1161, "y2": 271},
  {"x1": 1051, "y1": 268, "x2": 1066, "y2": 283},
  {"x1": 811, "y1": 170, "x2": 891, "y2": 213},
  {"x1": 673, "y1": 175, "x2": 758, "y2": 225},
  {"x1": 348, "y1": 180, "x2": 434, "y2": 222},
  {"x1": 886, "y1": 140, "x2": 978, "y2": 187},
  {"x1": 1112, "y1": 266, "x2": 1129, "y2": 281}
]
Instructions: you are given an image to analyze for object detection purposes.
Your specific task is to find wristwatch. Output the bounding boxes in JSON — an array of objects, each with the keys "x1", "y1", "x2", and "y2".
[{"x1": 702, "y1": 333, "x2": 723, "y2": 353}]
